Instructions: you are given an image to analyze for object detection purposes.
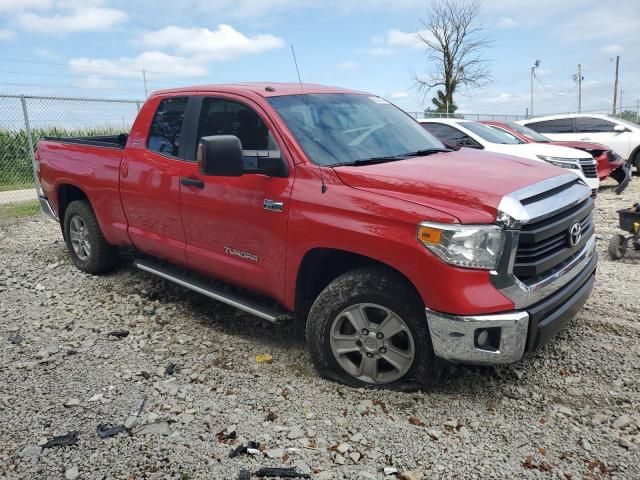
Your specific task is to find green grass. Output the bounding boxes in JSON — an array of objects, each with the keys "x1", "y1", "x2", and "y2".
[
  {"x1": 0, "y1": 200, "x2": 40, "y2": 218},
  {"x1": 0, "y1": 127, "x2": 123, "y2": 190}
]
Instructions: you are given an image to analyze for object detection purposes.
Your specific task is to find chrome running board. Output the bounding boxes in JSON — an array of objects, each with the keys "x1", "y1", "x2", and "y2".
[{"x1": 134, "y1": 259, "x2": 290, "y2": 323}]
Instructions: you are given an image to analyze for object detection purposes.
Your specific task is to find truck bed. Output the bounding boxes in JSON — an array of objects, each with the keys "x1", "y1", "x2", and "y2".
[
  {"x1": 43, "y1": 133, "x2": 128, "y2": 149},
  {"x1": 37, "y1": 136, "x2": 131, "y2": 246}
]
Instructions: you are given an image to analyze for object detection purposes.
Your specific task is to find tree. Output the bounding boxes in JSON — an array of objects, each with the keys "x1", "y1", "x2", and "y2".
[
  {"x1": 618, "y1": 109, "x2": 639, "y2": 124},
  {"x1": 413, "y1": 0, "x2": 492, "y2": 113},
  {"x1": 428, "y1": 89, "x2": 458, "y2": 114}
]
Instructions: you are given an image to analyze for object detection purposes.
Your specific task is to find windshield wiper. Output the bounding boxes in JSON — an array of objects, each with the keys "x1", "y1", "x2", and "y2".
[
  {"x1": 332, "y1": 149, "x2": 449, "y2": 167},
  {"x1": 332, "y1": 156, "x2": 408, "y2": 167},
  {"x1": 401, "y1": 148, "x2": 450, "y2": 156}
]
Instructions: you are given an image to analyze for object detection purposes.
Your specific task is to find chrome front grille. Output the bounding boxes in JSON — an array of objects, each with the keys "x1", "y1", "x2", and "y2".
[
  {"x1": 492, "y1": 173, "x2": 596, "y2": 309},
  {"x1": 579, "y1": 158, "x2": 598, "y2": 178},
  {"x1": 514, "y1": 198, "x2": 594, "y2": 281}
]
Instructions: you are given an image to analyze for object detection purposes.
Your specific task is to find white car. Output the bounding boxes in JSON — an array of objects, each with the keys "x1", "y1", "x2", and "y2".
[
  {"x1": 517, "y1": 114, "x2": 640, "y2": 171},
  {"x1": 418, "y1": 118, "x2": 600, "y2": 195}
]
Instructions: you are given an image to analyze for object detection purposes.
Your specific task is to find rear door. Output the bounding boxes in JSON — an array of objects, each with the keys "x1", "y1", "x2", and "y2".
[
  {"x1": 120, "y1": 95, "x2": 195, "y2": 266},
  {"x1": 179, "y1": 94, "x2": 294, "y2": 302}
]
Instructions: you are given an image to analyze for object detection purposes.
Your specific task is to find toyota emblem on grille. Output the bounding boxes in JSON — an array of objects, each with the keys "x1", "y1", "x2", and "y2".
[{"x1": 568, "y1": 221, "x2": 582, "y2": 247}]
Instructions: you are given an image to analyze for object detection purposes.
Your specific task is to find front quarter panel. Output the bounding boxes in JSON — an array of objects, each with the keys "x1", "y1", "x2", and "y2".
[{"x1": 285, "y1": 165, "x2": 515, "y2": 316}]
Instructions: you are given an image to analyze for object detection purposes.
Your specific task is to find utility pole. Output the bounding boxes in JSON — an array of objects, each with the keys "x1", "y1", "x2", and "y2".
[
  {"x1": 530, "y1": 60, "x2": 540, "y2": 117},
  {"x1": 612, "y1": 55, "x2": 619, "y2": 115},
  {"x1": 577, "y1": 64, "x2": 582, "y2": 113},
  {"x1": 142, "y1": 69, "x2": 148, "y2": 98},
  {"x1": 636, "y1": 99, "x2": 639, "y2": 123},
  {"x1": 619, "y1": 88, "x2": 623, "y2": 117}
]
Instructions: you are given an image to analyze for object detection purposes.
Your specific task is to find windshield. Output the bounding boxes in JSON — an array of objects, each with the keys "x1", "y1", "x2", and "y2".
[
  {"x1": 267, "y1": 93, "x2": 445, "y2": 166},
  {"x1": 505, "y1": 121, "x2": 551, "y2": 142},
  {"x1": 462, "y1": 121, "x2": 523, "y2": 144}
]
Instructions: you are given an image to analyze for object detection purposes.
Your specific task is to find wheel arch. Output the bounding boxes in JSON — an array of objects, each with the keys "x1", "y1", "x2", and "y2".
[
  {"x1": 57, "y1": 183, "x2": 91, "y2": 225},
  {"x1": 293, "y1": 247, "x2": 421, "y2": 323}
]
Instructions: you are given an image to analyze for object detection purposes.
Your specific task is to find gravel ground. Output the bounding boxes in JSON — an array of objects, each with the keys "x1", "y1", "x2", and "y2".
[{"x1": 1, "y1": 178, "x2": 639, "y2": 480}]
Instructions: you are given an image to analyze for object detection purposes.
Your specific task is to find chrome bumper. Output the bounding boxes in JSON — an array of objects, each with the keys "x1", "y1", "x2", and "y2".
[
  {"x1": 38, "y1": 195, "x2": 58, "y2": 221},
  {"x1": 426, "y1": 309, "x2": 529, "y2": 364}
]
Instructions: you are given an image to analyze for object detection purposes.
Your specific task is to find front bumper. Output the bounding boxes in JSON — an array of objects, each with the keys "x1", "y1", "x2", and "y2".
[{"x1": 426, "y1": 249, "x2": 597, "y2": 365}]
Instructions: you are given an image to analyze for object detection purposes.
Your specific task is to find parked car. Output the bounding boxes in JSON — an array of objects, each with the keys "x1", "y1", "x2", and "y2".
[
  {"x1": 418, "y1": 118, "x2": 600, "y2": 196},
  {"x1": 480, "y1": 120, "x2": 629, "y2": 191},
  {"x1": 517, "y1": 114, "x2": 640, "y2": 173},
  {"x1": 35, "y1": 83, "x2": 597, "y2": 388}
]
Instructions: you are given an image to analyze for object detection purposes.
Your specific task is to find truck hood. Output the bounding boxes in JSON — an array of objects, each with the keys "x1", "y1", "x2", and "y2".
[{"x1": 333, "y1": 149, "x2": 569, "y2": 224}]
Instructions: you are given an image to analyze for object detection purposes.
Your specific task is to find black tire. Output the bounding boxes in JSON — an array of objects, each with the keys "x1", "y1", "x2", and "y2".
[
  {"x1": 305, "y1": 267, "x2": 437, "y2": 390},
  {"x1": 633, "y1": 152, "x2": 640, "y2": 176},
  {"x1": 63, "y1": 200, "x2": 118, "y2": 274},
  {"x1": 608, "y1": 234, "x2": 627, "y2": 260}
]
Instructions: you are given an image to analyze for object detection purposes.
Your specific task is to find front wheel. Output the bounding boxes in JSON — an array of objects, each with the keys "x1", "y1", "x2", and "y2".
[
  {"x1": 63, "y1": 200, "x2": 118, "y2": 274},
  {"x1": 305, "y1": 267, "x2": 437, "y2": 390}
]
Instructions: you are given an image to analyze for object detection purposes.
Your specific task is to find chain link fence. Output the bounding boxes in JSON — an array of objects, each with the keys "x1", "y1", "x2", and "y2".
[
  {"x1": 0, "y1": 94, "x2": 141, "y2": 213},
  {"x1": 407, "y1": 112, "x2": 527, "y2": 121}
]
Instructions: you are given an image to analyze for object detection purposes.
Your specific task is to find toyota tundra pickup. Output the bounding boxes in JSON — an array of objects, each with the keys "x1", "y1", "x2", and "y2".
[{"x1": 36, "y1": 83, "x2": 597, "y2": 388}]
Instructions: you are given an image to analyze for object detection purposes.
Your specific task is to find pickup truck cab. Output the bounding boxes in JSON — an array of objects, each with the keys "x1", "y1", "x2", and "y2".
[{"x1": 36, "y1": 83, "x2": 597, "y2": 389}]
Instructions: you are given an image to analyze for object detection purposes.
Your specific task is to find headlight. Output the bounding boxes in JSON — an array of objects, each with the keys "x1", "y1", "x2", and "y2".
[
  {"x1": 417, "y1": 222, "x2": 505, "y2": 270},
  {"x1": 537, "y1": 155, "x2": 580, "y2": 169}
]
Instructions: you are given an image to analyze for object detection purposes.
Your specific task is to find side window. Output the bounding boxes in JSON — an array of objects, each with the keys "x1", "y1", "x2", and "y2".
[
  {"x1": 147, "y1": 97, "x2": 188, "y2": 157},
  {"x1": 197, "y1": 98, "x2": 279, "y2": 159},
  {"x1": 575, "y1": 117, "x2": 616, "y2": 133},
  {"x1": 527, "y1": 118, "x2": 573, "y2": 133},
  {"x1": 422, "y1": 123, "x2": 476, "y2": 147}
]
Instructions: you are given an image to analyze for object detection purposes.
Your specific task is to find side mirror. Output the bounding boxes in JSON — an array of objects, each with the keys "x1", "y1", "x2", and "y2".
[
  {"x1": 613, "y1": 124, "x2": 629, "y2": 133},
  {"x1": 197, "y1": 135, "x2": 289, "y2": 178},
  {"x1": 198, "y1": 135, "x2": 244, "y2": 176}
]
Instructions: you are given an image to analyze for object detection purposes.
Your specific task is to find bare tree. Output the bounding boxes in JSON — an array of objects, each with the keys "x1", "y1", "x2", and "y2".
[{"x1": 413, "y1": 0, "x2": 492, "y2": 113}]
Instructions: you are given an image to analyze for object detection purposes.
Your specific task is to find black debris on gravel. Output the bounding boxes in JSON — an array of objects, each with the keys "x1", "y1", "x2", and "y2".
[
  {"x1": 107, "y1": 330, "x2": 129, "y2": 339},
  {"x1": 96, "y1": 424, "x2": 126, "y2": 439},
  {"x1": 253, "y1": 467, "x2": 310, "y2": 478},
  {"x1": 42, "y1": 431, "x2": 78, "y2": 449}
]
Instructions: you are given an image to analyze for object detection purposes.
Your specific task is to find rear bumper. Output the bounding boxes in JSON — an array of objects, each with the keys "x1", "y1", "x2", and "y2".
[
  {"x1": 38, "y1": 195, "x2": 58, "y2": 221},
  {"x1": 426, "y1": 251, "x2": 597, "y2": 364}
]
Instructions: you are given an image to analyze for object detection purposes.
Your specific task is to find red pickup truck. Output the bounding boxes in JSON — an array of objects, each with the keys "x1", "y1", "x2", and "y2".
[{"x1": 36, "y1": 83, "x2": 597, "y2": 388}]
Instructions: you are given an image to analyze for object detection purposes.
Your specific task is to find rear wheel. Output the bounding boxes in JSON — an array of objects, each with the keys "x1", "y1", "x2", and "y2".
[
  {"x1": 306, "y1": 267, "x2": 437, "y2": 390},
  {"x1": 608, "y1": 234, "x2": 627, "y2": 260},
  {"x1": 63, "y1": 200, "x2": 118, "y2": 274}
]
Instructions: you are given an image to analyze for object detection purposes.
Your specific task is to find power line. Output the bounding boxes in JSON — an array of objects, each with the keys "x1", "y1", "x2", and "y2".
[
  {"x1": 533, "y1": 73, "x2": 576, "y2": 97},
  {"x1": 0, "y1": 82, "x2": 145, "y2": 93},
  {"x1": 0, "y1": 57, "x2": 198, "y2": 77},
  {"x1": 0, "y1": 69, "x2": 164, "y2": 84}
]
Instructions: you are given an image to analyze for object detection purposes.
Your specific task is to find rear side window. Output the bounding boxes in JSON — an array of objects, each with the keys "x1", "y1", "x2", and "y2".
[
  {"x1": 148, "y1": 97, "x2": 189, "y2": 157},
  {"x1": 527, "y1": 118, "x2": 573, "y2": 133},
  {"x1": 575, "y1": 117, "x2": 616, "y2": 133}
]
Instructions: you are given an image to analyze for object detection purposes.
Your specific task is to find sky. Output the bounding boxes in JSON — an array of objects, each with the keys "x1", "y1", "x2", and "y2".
[{"x1": 0, "y1": 0, "x2": 638, "y2": 116}]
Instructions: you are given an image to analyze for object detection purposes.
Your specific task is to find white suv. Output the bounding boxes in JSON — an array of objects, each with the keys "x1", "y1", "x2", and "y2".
[
  {"x1": 419, "y1": 118, "x2": 600, "y2": 195},
  {"x1": 518, "y1": 114, "x2": 640, "y2": 171}
]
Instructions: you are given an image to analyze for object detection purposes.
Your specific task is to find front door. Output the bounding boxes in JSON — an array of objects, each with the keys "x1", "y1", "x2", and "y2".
[{"x1": 180, "y1": 95, "x2": 294, "y2": 302}]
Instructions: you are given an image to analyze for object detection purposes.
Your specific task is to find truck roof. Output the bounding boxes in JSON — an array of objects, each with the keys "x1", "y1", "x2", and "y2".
[{"x1": 151, "y1": 82, "x2": 366, "y2": 98}]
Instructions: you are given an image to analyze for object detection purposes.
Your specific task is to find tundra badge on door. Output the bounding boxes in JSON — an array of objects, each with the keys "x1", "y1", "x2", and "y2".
[{"x1": 224, "y1": 247, "x2": 259, "y2": 262}]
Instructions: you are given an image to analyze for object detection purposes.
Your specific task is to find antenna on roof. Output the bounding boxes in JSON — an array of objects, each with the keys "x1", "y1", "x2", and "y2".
[{"x1": 291, "y1": 44, "x2": 327, "y2": 194}]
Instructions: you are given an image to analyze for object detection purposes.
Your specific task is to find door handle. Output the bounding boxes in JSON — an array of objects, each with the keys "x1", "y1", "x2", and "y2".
[{"x1": 181, "y1": 177, "x2": 205, "y2": 189}]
